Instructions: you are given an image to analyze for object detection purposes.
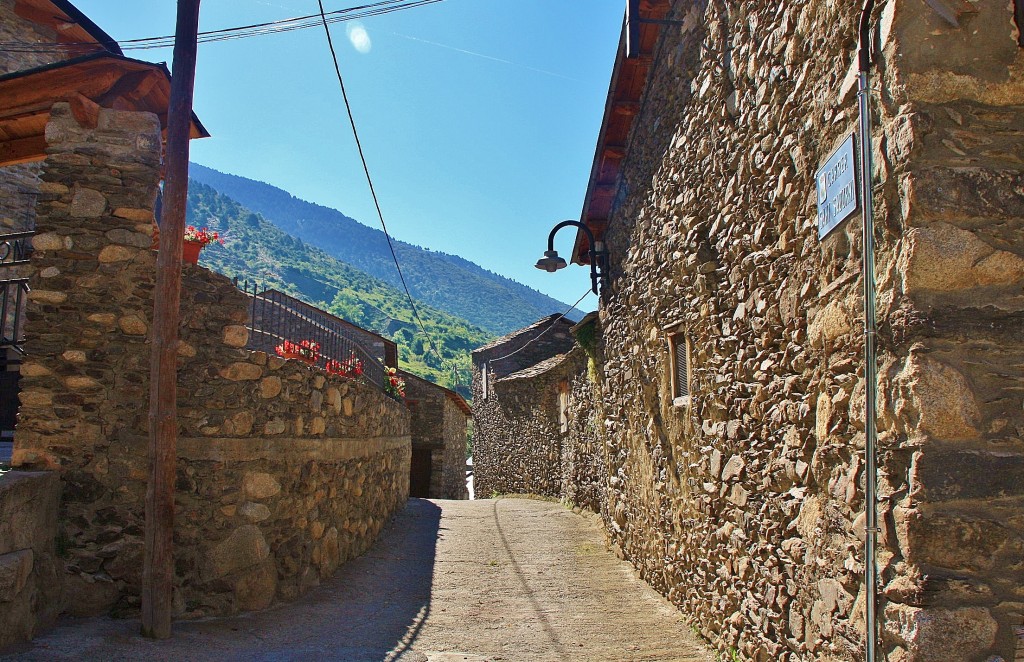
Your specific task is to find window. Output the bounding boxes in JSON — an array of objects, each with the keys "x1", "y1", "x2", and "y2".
[
  {"x1": 558, "y1": 380, "x2": 569, "y2": 433},
  {"x1": 669, "y1": 333, "x2": 690, "y2": 405},
  {"x1": 481, "y1": 361, "x2": 489, "y2": 400}
]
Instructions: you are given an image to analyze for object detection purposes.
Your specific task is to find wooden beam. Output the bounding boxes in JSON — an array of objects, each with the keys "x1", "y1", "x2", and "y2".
[
  {"x1": 612, "y1": 101, "x2": 641, "y2": 116},
  {"x1": 97, "y1": 70, "x2": 160, "y2": 109},
  {"x1": 68, "y1": 93, "x2": 99, "y2": 129},
  {"x1": 603, "y1": 143, "x2": 627, "y2": 159},
  {"x1": 0, "y1": 135, "x2": 46, "y2": 167},
  {"x1": 0, "y1": 68, "x2": 121, "y2": 118},
  {"x1": 0, "y1": 103, "x2": 55, "y2": 124},
  {"x1": 143, "y1": 0, "x2": 201, "y2": 642}
]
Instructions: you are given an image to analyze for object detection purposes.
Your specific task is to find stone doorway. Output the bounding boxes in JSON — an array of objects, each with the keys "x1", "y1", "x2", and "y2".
[{"x1": 409, "y1": 447, "x2": 432, "y2": 498}]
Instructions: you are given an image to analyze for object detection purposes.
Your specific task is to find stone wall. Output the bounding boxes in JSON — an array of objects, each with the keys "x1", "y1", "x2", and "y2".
[
  {"x1": 471, "y1": 315, "x2": 577, "y2": 497},
  {"x1": 472, "y1": 314, "x2": 576, "y2": 382},
  {"x1": 474, "y1": 1, "x2": 1024, "y2": 660},
  {"x1": 560, "y1": 344, "x2": 606, "y2": 515},
  {"x1": 0, "y1": 0, "x2": 66, "y2": 75},
  {"x1": 403, "y1": 372, "x2": 468, "y2": 500},
  {"x1": 588, "y1": 0, "x2": 1024, "y2": 659},
  {"x1": 471, "y1": 351, "x2": 585, "y2": 498},
  {"x1": 0, "y1": 164, "x2": 42, "y2": 233},
  {"x1": 0, "y1": 471, "x2": 60, "y2": 652},
  {"x1": 13, "y1": 104, "x2": 411, "y2": 617},
  {"x1": 440, "y1": 397, "x2": 469, "y2": 500}
]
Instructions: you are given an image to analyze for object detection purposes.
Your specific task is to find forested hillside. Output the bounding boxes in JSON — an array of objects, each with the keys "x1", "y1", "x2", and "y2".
[
  {"x1": 186, "y1": 180, "x2": 491, "y2": 396},
  {"x1": 188, "y1": 163, "x2": 581, "y2": 335}
]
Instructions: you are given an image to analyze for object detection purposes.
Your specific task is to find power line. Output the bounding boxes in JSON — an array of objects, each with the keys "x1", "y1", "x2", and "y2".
[
  {"x1": 488, "y1": 289, "x2": 591, "y2": 363},
  {"x1": 0, "y1": 0, "x2": 442, "y2": 53},
  {"x1": 313, "y1": 0, "x2": 461, "y2": 389}
]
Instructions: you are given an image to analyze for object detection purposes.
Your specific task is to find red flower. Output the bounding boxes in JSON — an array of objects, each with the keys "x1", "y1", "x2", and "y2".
[{"x1": 183, "y1": 225, "x2": 224, "y2": 247}]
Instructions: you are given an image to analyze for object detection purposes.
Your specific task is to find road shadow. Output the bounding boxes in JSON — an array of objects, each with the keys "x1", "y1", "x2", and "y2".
[{"x1": 5, "y1": 499, "x2": 442, "y2": 662}]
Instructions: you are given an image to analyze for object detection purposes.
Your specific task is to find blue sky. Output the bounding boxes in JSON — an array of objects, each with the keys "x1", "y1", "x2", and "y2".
[{"x1": 76, "y1": 0, "x2": 623, "y2": 310}]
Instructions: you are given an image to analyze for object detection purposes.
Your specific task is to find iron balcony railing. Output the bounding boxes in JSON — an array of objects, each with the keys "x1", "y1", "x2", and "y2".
[
  {"x1": 236, "y1": 280, "x2": 387, "y2": 390},
  {"x1": 0, "y1": 231, "x2": 33, "y2": 355}
]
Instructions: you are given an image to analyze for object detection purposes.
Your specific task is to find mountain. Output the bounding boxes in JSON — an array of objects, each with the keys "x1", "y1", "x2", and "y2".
[
  {"x1": 186, "y1": 180, "x2": 492, "y2": 397},
  {"x1": 188, "y1": 163, "x2": 582, "y2": 335}
]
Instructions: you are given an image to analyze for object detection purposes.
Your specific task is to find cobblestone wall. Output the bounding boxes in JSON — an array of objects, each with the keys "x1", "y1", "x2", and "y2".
[
  {"x1": 0, "y1": 0, "x2": 65, "y2": 75},
  {"x1": 404, "y1": 372, "x2": 468, "y2": 500},
  {"x1": 471, "y1": 316, "x2": 577, "y2": 497},
  {"x1": 0, "y1": 471, "x2": 60, "y2": 652},
  {"x1": 560, "y1": 347, "x2": 605, "y2": 515},
  {"x1": 471, "y1": 351, "x2": 585, "y2": 498},
  {"x1": 12, "y1": 104, "x2": 411, "y2": 617},
  {"x1": 584, "y1": 1, "x2": 1024, "y2": 660},
  {"x1": 471, "y1": 2, "x2": 1024, "y2": 660},
  {"x1": 0, "y1": 164, "x2": 41, "y2": 233},
  {"x1": 440, "y1": 397, "x2": 469, "y2": 500}
]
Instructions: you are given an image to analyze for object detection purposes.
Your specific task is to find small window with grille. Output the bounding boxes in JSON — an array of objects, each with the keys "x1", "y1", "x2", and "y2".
[{"x1": 669, "y1": 333, "x2": 690, "y2": 405}]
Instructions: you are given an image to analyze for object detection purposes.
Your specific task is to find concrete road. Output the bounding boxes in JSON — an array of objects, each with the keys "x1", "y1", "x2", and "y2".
[{"x1": 5, "y1": 498, "x2": 711, "y2": 662}]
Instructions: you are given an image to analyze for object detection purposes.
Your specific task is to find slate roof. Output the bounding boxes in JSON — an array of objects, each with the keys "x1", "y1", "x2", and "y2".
[
  {"x1": 471, "y1": 314, "x2": 574, "y2": 356},
  {"x1": 496, "y1": 352, "x2": 572, "y2": 383}
]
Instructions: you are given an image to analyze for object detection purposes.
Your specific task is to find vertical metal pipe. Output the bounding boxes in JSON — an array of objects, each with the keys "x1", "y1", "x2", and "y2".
[
  {"x1": 1, "y1": 283, "x2": 10, "y2": 343},
  {"x1": 857, "y1": 2, "x2": 878, "y2": 661},
  {"x1": 14, "y1": 282, "x2": 23, "y2": 344}
]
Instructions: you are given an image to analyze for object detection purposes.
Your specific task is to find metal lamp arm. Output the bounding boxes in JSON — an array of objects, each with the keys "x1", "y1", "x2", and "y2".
[
  {"x1": 547, "y1": 220, "x2": 601, "y2": 295},
  {"x1": 546, "y1": 220, "x2": 596, "y2": 254}
]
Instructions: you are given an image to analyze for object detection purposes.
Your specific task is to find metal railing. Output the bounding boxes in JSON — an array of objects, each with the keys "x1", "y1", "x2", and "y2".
[
  {"x1": 0, "y1": 231, "x2": 33, "y2": 355},
  {"x1": 236, "y1": 280, "x2": 386, "y2": 390}
]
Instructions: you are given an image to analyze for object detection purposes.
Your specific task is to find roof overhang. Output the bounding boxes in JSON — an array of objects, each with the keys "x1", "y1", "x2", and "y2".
[
  {"x1": 573, "y1": 0, "x2": 670, "y2": 264},
  {"x1": 13, "y1": 0, "x2": 122, "y2": 56},
  {"x1": 0, "y1": 53, "x2": 209, "y2": 167}
]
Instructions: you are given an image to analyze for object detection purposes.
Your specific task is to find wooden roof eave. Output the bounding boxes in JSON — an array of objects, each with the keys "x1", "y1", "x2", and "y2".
[
  {"x1": 573, "y1": 1, "x2": 670, "y2": 265},
  {"x1": 0, "y1": 53, "x2": 209, "y2": 167}
]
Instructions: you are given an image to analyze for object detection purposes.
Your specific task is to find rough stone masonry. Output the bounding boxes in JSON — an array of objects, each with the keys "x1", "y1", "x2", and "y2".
[
  {"x1": 475, "y1": 1, "x2": 1024, "y2": 661},
  {"x1": 12, "y1": 103, "x2": 411, "y2": 619},
  {"x1": 593, "y1": 1, "x2": 1024, "y2": 660}
]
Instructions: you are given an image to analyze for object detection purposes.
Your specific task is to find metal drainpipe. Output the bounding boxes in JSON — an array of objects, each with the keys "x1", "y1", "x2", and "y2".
[{"x1": 857, "y1": 1, "x2": 879, "y2": 661}]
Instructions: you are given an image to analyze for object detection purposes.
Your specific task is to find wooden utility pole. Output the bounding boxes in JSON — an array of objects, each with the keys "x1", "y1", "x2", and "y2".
[{"x1": 142, "y1": 0, "x2": 201, "y2": 640}]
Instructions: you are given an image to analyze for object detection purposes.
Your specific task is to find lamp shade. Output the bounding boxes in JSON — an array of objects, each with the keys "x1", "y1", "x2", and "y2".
[{"x1": 535, "y1": 250, "x2": 567, "y2": 273}]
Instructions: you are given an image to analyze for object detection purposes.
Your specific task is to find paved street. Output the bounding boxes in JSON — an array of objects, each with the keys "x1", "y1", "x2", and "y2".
[{"x1": 4, "y1": 498, "x2": 710, "y2": 661}]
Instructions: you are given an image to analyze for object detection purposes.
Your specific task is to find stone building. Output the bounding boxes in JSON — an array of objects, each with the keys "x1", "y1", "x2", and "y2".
[
  {"x1": 401, "y1": 370, "x2": 470, "y2": 500},
  {"x1": 480, "y1": 1, "x2": 1024, "y2": 661},
  {"x1": 0, "y1": 0, "x2": 412, "y2": 646},
  {"x1": 470, "y1": 314, "x2": 578, "y2": 497}
]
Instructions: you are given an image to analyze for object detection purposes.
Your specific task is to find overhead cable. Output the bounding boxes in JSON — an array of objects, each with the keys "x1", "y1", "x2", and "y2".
[
  {"x1": 0, "y1": 0, "x2": 442, "y2": 53},
  {"x1": 487, "y1": 289, "x2": 591, "y2": 363},
  {"x1": 313, "y1": 0, "x2": 460, "y2": 390}
]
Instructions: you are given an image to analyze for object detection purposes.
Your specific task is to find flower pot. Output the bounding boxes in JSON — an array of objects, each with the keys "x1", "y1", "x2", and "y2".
[
  {"x1": 280, "y1": 350, "x2": 316, "y2": 365},
  {"x1": 182, "y1": 240, "x2": 203, "y2": 265}
]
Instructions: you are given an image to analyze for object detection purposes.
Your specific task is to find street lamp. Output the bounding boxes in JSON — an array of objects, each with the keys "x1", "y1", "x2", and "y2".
[{"x1": 535, "y1": 220, "x2": 608, "y2": 295}]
